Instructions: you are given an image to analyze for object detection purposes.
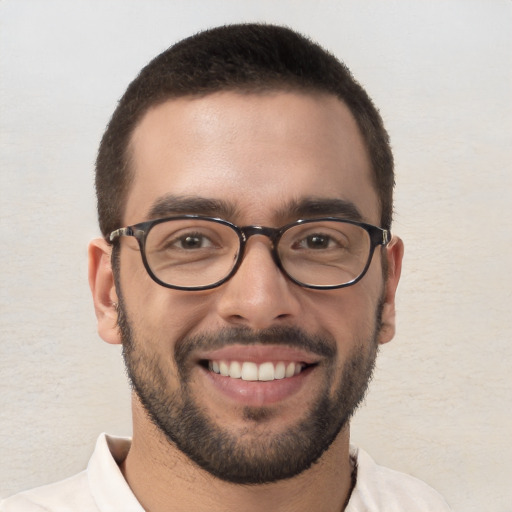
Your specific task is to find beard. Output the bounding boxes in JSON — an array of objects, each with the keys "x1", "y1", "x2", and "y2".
[{"x1": 117, "y1": 295, "x2": 381, "y2": 485}]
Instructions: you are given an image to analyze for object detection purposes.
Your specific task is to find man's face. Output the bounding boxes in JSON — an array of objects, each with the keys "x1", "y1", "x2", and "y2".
[{"x1": 109, "y1": 91, "x2": 400, "y2": 483}]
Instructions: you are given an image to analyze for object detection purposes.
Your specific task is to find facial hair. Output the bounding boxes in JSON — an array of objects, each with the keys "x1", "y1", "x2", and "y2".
[{"x1": 117, "y1": 297, "x2": 381, "y2": 484}]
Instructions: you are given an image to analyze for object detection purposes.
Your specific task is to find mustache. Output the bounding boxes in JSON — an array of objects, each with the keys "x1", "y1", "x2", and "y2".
[{"x1": 175, "y1": 325, "x2": 337, "y2": 368}]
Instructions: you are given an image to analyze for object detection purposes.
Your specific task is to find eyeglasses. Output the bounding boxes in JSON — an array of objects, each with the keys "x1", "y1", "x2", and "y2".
[{"x1": 109, "y1": 215, "x2": 390, "y2": 291}]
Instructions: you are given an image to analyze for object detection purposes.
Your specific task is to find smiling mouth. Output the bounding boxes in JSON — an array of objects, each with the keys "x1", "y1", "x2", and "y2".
[{"x1": 205, "y1": 360, "x2": 313, "y2": 382}]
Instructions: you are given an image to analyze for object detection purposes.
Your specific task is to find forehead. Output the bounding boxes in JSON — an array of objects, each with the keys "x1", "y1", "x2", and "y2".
[{"x1": 125, "y1": 91, "x2": 379, "y2": 225}]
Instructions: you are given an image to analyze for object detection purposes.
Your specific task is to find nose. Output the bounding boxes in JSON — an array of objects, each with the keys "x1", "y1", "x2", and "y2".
[{"x1": 215, "y1": 236, "x2": 301, "y2": 330}]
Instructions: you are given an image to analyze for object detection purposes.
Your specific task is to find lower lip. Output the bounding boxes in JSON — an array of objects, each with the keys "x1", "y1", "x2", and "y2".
[{"x1": 199, "y1": 365, "x2": 314, "y2": 407}]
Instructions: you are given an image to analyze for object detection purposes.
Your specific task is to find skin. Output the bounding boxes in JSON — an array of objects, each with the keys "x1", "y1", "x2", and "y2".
[{"x1": 89, "y1": 91, "x2": 403, "y2": 512}]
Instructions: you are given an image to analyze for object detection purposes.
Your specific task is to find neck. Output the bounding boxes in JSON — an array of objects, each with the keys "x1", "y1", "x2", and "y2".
[{"x1": 121, "y1": 398, "x2": 354, "y2": 512}]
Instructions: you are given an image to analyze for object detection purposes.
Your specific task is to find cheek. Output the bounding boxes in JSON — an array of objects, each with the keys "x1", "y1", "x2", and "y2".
[
  {"x1": 120, "y1": 258, "x2": 218, "y2": 348},
  {"x1": 304, "y1": 281, "x2": 382, "y2": 349}
]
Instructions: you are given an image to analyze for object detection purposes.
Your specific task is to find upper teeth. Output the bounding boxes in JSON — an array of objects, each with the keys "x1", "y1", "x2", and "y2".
[{"x1": 208, "y1": 360, "x2": 304, "y2": 381}]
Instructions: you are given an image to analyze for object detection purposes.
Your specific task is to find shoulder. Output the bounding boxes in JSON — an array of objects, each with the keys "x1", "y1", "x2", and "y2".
[
  {"x1": 0, "y1": 471, "x2": 98, "y2": 512},
  {"x1": 347, "y1": 447, "x2": 452, "y2": 512},
  {"x1": 0, "y1": 433, "x2": 134, "y2": 512}
]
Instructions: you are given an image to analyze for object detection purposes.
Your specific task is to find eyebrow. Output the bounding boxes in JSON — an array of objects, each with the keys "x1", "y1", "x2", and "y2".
[
  {"x1": 146, "y1": 195, "x2": 364, "y2": 224},
  {"x1": 280, "y1": 197, "x2": 364, "y2": 223},
  {"x1": 147, "y1": 195, "x2": 239, "y2": 220}
]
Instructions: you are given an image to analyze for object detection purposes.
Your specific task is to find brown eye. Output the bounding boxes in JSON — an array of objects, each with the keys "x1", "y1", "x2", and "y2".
[
  {"x1": 303, "y1": 234, "x2": 331, "y2": 249},
  {"x1": 177, "y1": 233, "x2": 212, "y2": 249}
]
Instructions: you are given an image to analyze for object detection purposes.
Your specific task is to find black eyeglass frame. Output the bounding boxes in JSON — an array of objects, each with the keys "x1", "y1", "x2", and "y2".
[{"x1": 109, "y1": 215, "x2": 390, "y2": 291}]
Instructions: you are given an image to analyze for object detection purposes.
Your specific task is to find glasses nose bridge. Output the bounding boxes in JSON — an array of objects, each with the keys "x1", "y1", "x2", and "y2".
[
  {"x1": 240, "y1": 225, "x2": 281, "y2": 246},
  {"x1": 238, "y1": 225, "x2": 283, "y2": 267}
]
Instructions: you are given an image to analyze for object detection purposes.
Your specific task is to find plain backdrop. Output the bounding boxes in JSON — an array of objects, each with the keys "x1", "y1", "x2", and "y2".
[{"x1": 1, "y1": 1, "x2": 511, "y2": 511}]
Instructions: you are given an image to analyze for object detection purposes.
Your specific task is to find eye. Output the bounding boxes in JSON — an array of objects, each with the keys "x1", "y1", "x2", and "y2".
[
  {"x1": 301, "y1": 234, "x2": 334, "y2": 249},
  {"x1": 171, "y1": 232, "x2": 215, "y2": 250},
  {"x1": 295, "y1": 232, "x2": 344, "y2": 250}
]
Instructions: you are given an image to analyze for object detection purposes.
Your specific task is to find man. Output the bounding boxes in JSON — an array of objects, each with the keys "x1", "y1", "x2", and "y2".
[{"x1": 1, "y1": 24, "x2": 451, "y2": 511}]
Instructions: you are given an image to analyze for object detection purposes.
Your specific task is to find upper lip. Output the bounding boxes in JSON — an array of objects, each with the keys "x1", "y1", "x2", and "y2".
[{"x1": 196, "y1": 344, "x2": 322, "y2": 365}]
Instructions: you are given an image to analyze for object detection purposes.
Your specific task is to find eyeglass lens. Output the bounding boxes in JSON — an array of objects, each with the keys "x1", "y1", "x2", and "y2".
[{"x1": 143, "y1": 218, "x2": 372, "y2": 289}]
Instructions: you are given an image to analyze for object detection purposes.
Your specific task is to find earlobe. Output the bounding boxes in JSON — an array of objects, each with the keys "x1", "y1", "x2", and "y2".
[
  {"x1": 88, "y1": 238, "x2": 122, "y2": 345},
  {"x1": 378, "y1": 236, "x2": 404, "y2": 345}
]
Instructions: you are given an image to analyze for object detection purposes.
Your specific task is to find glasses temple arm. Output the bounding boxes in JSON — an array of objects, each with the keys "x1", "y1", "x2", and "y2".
[{"x1": 109, "y1": 227, "x2": 134, "y2": 242}]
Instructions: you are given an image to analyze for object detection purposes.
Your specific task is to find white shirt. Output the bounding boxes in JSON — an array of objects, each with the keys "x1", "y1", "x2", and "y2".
[{"x1": 1, "y1": 434, "x2": 451, "y2": 511}]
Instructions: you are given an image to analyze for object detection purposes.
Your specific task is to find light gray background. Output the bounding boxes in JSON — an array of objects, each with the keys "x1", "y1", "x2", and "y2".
[{"x1": 1, "y1": 1, "x2": 511, "y2": 511}]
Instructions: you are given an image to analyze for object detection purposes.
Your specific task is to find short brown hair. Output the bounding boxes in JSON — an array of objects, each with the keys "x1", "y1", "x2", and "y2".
[{"x1": 96, "y1": 23, "x2": 394, "y2": 238}]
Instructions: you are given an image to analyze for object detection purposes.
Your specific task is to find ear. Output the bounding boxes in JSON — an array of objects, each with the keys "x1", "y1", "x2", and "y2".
[
  {"x1": 88, "y1": 238, "x2": 121, "y2": 345},
  {"x1": 378, "y1": 236, "x2": 404, "y2": 345}
]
